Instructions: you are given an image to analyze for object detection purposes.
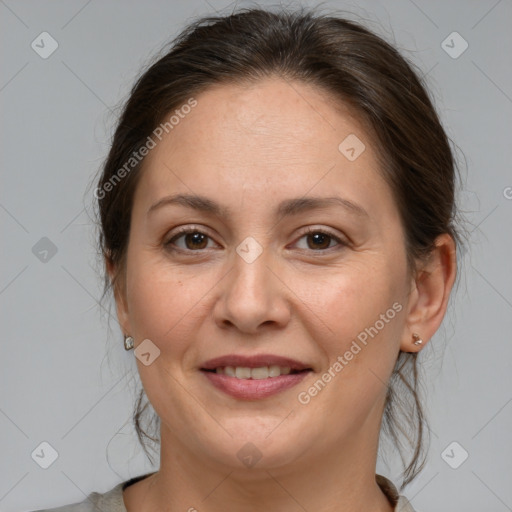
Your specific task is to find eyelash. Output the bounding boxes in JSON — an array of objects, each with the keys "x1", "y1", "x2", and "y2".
[{"x1": 164, "y1": 226, "x2": 348, "y2": 254}]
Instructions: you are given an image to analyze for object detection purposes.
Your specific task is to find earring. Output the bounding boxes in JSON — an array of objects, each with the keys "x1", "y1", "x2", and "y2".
[
  {"x1": 412, "y1": 333, "x2": 423, "y2": 346},
  {"x1": 124, "y1": 336, "x2": 134, "y2": 351}
]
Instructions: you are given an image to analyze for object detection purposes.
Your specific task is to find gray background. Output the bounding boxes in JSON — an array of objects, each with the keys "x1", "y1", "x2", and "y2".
[{"x1": 1, "y1": 0, "x2": 511, "y2": 511}]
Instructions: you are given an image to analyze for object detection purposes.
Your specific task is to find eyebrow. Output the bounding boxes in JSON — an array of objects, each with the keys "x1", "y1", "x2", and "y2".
[{"x1": 147, "y1": 193, "x2": 369, "y2": 219}]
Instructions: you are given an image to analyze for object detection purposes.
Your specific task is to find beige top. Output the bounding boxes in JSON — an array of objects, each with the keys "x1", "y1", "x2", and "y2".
[{"x1": 31, "y1": 473, "x2": 415, "y2": 511}]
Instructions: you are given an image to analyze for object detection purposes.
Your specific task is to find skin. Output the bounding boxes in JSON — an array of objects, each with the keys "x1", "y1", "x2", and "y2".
[{"x1": 110, "y1": 77, "x2": 456, "y2": 512}]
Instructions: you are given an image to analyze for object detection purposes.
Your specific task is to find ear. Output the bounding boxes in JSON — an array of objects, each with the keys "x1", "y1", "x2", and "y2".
[
  {"x1": 106, "y1": 257, "x2": 131, "y2": 336},
  {"x1": 400, "y1": 233, "x2": 457, "y2": 353}
]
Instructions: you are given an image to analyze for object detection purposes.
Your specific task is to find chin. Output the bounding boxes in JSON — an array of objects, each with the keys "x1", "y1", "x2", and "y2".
[{"x1": 191, "y1": 420, "x2": 311, "y2": 472}]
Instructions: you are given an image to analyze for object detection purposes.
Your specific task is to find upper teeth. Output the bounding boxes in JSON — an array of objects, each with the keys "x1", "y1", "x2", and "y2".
[{"x1": 215, "y1": 366, "x2": 292, "y2": 379}]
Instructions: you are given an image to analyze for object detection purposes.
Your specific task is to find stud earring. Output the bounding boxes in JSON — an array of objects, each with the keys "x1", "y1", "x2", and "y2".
[
  {"x1": 412, "y1": 333, "x2": 423, "y2": 346},
  {"x1": 124, "y1": 336, "x2": 134, "y2": 350}
]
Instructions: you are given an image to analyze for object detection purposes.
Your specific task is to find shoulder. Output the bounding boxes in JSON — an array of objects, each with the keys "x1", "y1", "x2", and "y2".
[{"x1": 27, "y1": 481, "x2": 127, "y2": 512}]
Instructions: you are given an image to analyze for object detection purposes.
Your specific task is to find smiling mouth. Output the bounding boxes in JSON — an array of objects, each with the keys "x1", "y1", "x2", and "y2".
[
  {"x1": 201, "y1": 366, "x2": 311, "y2": 379},
  {"x1": 201, "y1": 366, "x2": 312, "y2": 400}
]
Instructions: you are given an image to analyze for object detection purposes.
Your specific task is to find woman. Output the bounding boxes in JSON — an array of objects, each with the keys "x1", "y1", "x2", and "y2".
[{"x1": 34, "y1": 6, "x2": 459, "y2": 512}]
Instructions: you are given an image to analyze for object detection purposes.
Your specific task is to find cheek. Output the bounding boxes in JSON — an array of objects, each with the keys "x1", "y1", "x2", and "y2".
[
  {"x1": 298, "y1": 268, "x2": 404, "y2": 397},
  {"x1": 124, "y1": 248, "x2": 225, "y2": 357},
  {"x1": 125, "y1": 251, "x2": 189, "y2": 347},
  {"x1": 309, "y1": 262, "x2": 403, "y2": 335},
  {"x1": 285, "y1": 263, "x2": 406, "y2": 446}
]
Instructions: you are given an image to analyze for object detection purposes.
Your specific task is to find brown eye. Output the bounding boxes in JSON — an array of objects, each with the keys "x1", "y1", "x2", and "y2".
[
  {"x1": 306, "y1": 232, "x2": 333, "y2": 250},
  {"x1": 294, "y1": 229, "x2": 346, "y2": 252},
  {"x1": 165, "y1": 229, "x2": 214, "y2": 251},
  {"x1": 182, "y1": 232, "x2": 209, "y2": 250}
]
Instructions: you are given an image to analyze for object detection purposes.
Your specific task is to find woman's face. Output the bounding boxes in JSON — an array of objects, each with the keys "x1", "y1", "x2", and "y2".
[{"x1": 115, "y1": 78, "x2": 415, "y2": 471}]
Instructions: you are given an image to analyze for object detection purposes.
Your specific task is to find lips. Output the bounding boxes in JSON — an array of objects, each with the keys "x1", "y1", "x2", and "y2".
[
  {"x1": 200, "y1": 354, "x2": 313, "y2": 400},
  {"x1": 200, "y1": 354, "x2": 312, "y2": 372}
]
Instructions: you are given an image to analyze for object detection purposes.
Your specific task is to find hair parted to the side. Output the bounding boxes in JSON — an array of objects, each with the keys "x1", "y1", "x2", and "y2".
[{"x1": 94, "y1": 6, "x2": 464, "y2": 490}]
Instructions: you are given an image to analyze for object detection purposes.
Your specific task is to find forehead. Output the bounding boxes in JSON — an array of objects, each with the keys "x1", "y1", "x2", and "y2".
[
  {"x1": 168, "y1": 77, "x2": 372, "y2": 161},
  {"x1": 135, "y1": 77, "x2": 392, "y2": 220}
]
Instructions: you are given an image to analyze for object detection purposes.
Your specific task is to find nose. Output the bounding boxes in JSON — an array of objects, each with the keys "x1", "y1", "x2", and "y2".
[{"x1": 213, "y1": 247, "x2": 291, "y2": 334}]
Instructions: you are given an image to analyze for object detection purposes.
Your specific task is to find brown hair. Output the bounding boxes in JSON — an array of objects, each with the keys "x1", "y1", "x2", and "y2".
[{"x1": 95, "y1": 6, "x2": 462, "y2": 489}]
